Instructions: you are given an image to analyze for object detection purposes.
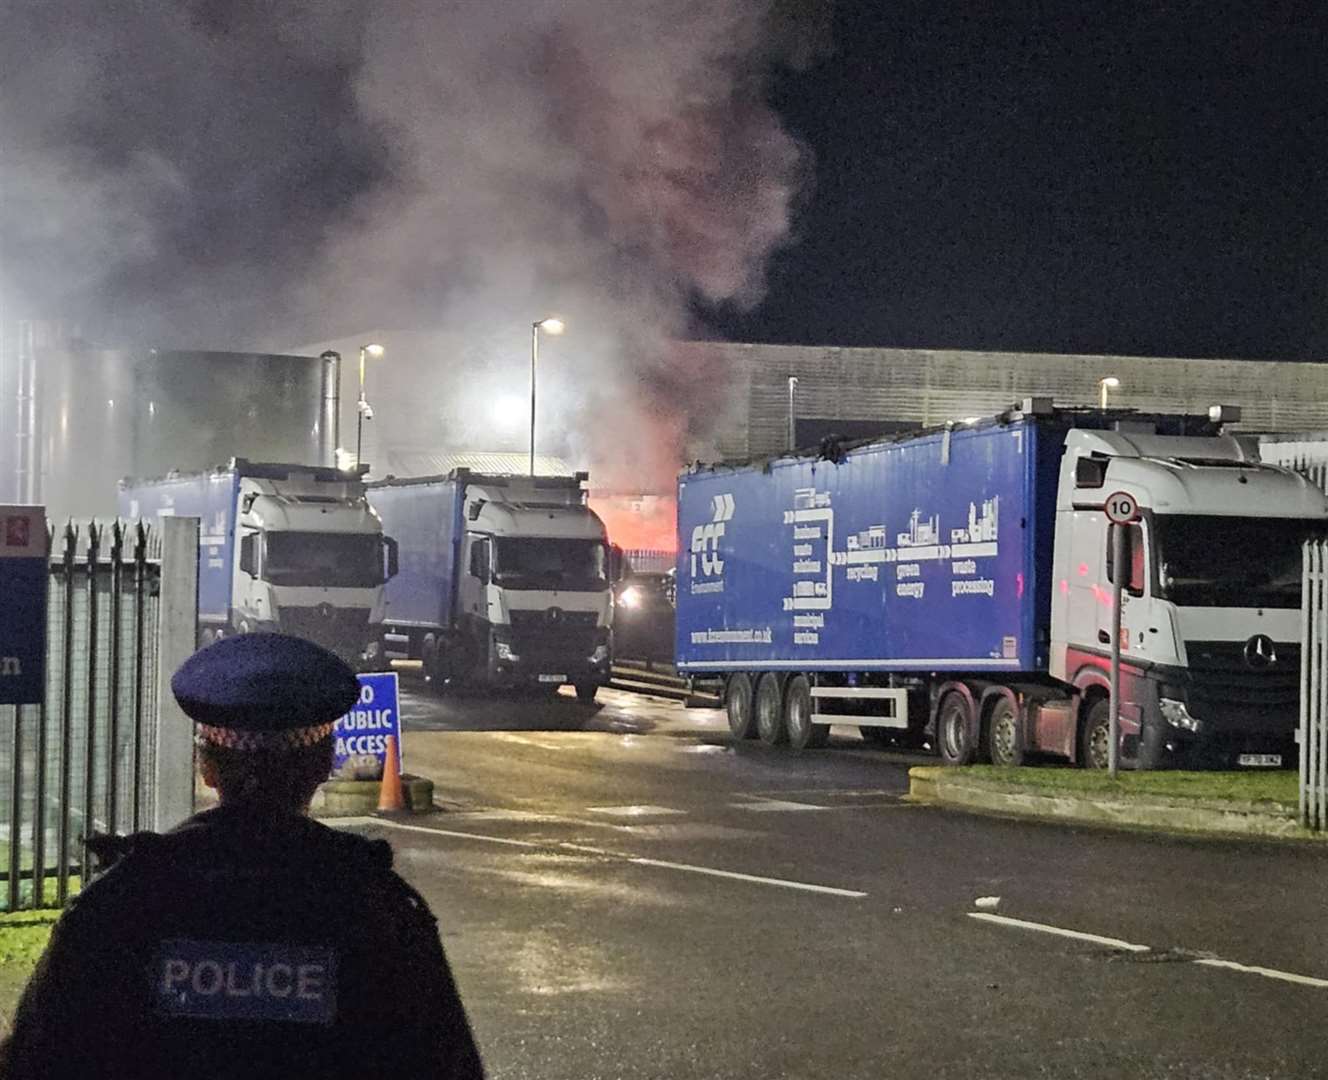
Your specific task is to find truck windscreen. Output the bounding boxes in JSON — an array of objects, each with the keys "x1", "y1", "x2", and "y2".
[
  {"x1": 263, "y1": 532, "x2": 382, "y2": 588},
  {"x1": 1155, "y1": 515, "x2": 1328, "y2": 608},
  {"x1": 493, "y1": 538, "x2": 608, "y2": 591}
]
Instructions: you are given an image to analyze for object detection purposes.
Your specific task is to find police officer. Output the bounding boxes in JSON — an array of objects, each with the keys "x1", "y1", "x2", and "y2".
[{"x1": 0, "y1": 633, "x2": 485, "y2": 1080}]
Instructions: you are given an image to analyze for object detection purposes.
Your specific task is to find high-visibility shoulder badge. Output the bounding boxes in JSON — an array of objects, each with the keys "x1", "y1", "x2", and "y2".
[{"x1": 153, "y1": 939, "x2": 338, "y2": 1025}]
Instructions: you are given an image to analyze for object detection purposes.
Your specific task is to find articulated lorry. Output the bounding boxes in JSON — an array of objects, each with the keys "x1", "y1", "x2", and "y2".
[
  {"x1": 120, "y1": 460, "x2": 397, "y2": 669},
  {"x1": 368, "y1": 470, "x2": 614, "y2": 701},
  {"x1": 675, "y1": 400, "x2": 1328, "y2": 769}
]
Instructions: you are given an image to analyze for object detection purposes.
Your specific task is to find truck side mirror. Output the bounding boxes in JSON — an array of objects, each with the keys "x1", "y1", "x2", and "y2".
[
  {"x1": 609, "y1": 543, "x2": 625, "y2": 583},
  {"x1": 384, "y1": 536, "x2": 399, "y2": 581},
  {"x1": 1106, "y1": 523, "x2": 1145, "y2": 596},
  {"x1": 469, "y1": 539, "x2": 490, "y2": 584},
  {"x1": 239, "y1": 534, "x2": 257, "y2": 577}
]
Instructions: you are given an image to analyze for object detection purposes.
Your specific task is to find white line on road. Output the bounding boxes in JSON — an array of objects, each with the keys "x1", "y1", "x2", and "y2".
[
  {"x1": 624, "y1": 855, "x2": 868, "y2": 898},
  {"x1": 969, "y1": 911, "x2": 1328, "y2": 990},
  {"x1": 967, "y1": 912, "x2": 1151, "y2": 952},
  {"x1": 336, "y1": 817, "x2": 867, "y2": 898},
  {"x1": 1194, "y1": 957, "x2": 1328, "y2": 990},
  {"x1": 586, "y1": 805, "x2": 687, "y2": 817}
]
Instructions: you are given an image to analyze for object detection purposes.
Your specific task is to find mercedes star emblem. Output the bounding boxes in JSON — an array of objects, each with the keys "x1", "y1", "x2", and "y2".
[{"x1": 1243, "y1": 634, "x2": 1277, "y2": 669}]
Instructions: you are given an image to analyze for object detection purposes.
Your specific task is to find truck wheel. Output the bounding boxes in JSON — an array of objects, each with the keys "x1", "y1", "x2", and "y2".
[
  {"x1": 755, "y1": 674, "x2": 787, "y2": 746},
  {"x1": 1079, "y1": 697, "x2": 1112, "y2": 770},
  {"x1": 575, "y1": 682, "x2": 599, "y2": 704},
  {"x1": 985, "y1": 697, "x2": 1024, "y2": 767},
  {"x1": 784, "y1": 675, "x2": 829, "y2": 751},
  {"x1": 725, "y1": 674, "x2": 757, "y2": 739},
  {"x1": 937, "y1": 692, "x2": 977, "y2": 766}
]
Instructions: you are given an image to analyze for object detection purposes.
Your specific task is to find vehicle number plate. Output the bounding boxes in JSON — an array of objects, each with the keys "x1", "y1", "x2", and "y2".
[
  {"x1": 538, "y1": 674, "x2": 567, "y2": 684},
  {"x1": 1238, "y1": 753, "x2": 1281, "y2": 768}
]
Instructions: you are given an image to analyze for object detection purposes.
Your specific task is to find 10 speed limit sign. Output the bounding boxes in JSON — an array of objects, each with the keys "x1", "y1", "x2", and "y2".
[{"x1": 1104, "y1": 490, "x2": 1139, "y2": 524}]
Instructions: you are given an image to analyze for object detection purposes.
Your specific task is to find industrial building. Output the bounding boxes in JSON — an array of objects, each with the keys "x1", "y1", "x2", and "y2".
[{"x1": 680, "y1": 341, "x2": 1328, "y2": 461}]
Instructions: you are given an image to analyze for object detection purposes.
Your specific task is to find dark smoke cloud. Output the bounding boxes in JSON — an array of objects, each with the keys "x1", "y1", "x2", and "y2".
[{"x1": 2, "y1": 0, "x2": 828, "y2": 487}]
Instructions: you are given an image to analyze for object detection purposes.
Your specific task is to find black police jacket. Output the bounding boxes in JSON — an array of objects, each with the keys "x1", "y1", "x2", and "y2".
[{"x1": 0, "y1": 805, "x2": 485, "y2": 1080}]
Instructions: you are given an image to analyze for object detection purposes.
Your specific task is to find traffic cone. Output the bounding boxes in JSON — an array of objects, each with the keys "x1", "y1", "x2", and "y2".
[{"x1": 376, "y1": 736, "x2": 406, "y2": 813}]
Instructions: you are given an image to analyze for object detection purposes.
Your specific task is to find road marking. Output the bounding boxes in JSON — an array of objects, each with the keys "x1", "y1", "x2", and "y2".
[
  {"x1": 1193, "y1": 957, "x2": 1328, "y2": 990},
  {"x1": 967, "y1": 912, "x2": 1151, "y2": 953},
  {"x1": 334, "y1": 817, "x2": 542, "y2": 849},
  {"x1": 336, "y1": 817, "x2": 866, "y2": 899},
  {"x1": 586, "y1": 805, "x2": 686, "y2": 817},
  {"x1": 969, "y1": 912, "x2": 1328, "y2": 990},
  {"x1": 730, "y1": 799, "x2": 827, "y2": 812},
  {"x1": 623, "y1": 856, "x2": 868, "y2": 898}
]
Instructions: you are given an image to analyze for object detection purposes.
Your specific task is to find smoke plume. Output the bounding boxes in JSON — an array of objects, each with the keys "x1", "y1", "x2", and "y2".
[{"x1": 1, "y1": 0, "x2": 828, "y2": 492}]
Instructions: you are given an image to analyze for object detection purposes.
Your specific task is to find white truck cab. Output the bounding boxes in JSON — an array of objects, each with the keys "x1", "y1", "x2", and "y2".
[
  {"x1": 1050, "y1": 419, "x2": 1328, "y2": 768},
  {"x1": 231, "y1": 469, "x2": 396, "y2": 667},
  {"x1": 457, "y1": 476, "x2": 613, "y2": 700}
]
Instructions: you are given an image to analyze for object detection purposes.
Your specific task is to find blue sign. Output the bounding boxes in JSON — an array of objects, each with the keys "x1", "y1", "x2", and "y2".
[
  {"x1": 332, "y1": 672, "x2": 402, "y2": 779},
  {"x1": 0, "y1": 507, "x2": 48, "y2": 706},
  {"x1": 153, "y1": 939, "x2": 338, "y2": 1024}
]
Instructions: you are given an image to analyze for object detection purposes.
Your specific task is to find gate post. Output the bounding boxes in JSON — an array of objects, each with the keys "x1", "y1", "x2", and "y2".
[{"x1": 153, "y1": 516, "x2": 198, "y2": 832}]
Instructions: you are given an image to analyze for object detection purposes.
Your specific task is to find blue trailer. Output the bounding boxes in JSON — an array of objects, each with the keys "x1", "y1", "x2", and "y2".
[
  {"x1": 369, "y1": 470, "x2": 615, "y2": 700},
  {"x1": 677, "y1": 401, "x2": 1328, "y2": 769}
]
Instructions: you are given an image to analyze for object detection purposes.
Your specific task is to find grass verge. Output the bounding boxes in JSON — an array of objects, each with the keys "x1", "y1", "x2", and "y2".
[
  {"x1": 953, "y1": 766, "x2": 1297, "y2": 809},
  {"x1": 0, "y1": 909, "x2": 60, "y2": 1037}
]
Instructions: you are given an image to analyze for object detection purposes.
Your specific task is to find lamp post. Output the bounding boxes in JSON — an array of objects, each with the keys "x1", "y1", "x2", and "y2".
[
  {"x1": 787, "y1": 376, "x2": 799, "y2": 452},
  {"x1": 1099, "y1": 376, "x2": 1121, "y2": 410},
  {"x1": 357, "y1": 343, "x2": 385, "y2": 470},
  {"x1": 530, "y1": 317, "x2": 564, "y2": 475}
]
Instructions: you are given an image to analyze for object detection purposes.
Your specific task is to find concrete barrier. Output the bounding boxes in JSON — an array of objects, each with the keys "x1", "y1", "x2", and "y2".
[{"x1": 312, "y1": 775, "x2": 435, "y2": 818}]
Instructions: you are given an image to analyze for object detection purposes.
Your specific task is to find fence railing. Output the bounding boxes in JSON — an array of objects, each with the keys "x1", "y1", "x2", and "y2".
[
  {"x1": 621, "y1": 548, "x2": 675, "y2": 575},
  {"x1": 1301, "y1": 540, "x2": 1328, "y2": 829},
  {"x1": 0, "y1": 516, "x2": 197, "y2": 910}
]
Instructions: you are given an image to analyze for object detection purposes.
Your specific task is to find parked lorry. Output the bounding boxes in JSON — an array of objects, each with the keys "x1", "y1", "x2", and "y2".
[
  {"x1": 120, "y1": 459, "x2": 397, "y2": 669},
  {"x1": 675, "y1": 399, "x2": 1328, "y2": 769},
  {"x1": 368, "y1": 469, "x2": 614, "y2": 701}
]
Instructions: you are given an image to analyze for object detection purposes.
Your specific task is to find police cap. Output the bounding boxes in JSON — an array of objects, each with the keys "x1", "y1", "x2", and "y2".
[{"x1": 172, "y1": 633, "x2": 359, "y2": 751}]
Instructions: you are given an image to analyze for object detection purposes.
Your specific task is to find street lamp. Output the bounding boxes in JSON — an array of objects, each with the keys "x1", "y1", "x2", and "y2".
[
  {"x1": 1099, "y1": 376, "x2": 1121, "y2": 410},
  {"x1": 530, "y1": 317, "x2": 564, "y2": 475},
  {"x1": 357, "y1": 343, "x2": 385, "y2": 470}
]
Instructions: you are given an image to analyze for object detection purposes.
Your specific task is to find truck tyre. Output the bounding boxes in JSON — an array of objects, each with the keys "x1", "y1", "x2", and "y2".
[
  {"x1": 985, "y1": 697, "x2": 1024, "y2": 767},
  {"x1": 784, "y1": 675, "x2": 829, "y2": 751},
  {"x1": 575, "y1": 682, "x2": 599, "y2": 704},
  {"x1": 725, "y1": 674, "x2": 757, "y2": 739},
  {"x1": 937, "y1": 692, "x2": 977, "y2": 766},
  {"x1": 422, "y1": 635, "x2": 445, "y2": 693},
  {"x1": 1079, "y1": 697, "x2": 1112, "y2": 770},
  {"x1": 755, "y1": 674, "x2": 787, "y2": 746}
]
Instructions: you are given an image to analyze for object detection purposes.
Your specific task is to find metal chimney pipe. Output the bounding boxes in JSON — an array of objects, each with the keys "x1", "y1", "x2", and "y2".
[
  {"x1": 319, "y1": 350, "x2": 341, "y2": 468},
  {"x1": 16, "y1": 320, "x2": 36, "y2": 504}
]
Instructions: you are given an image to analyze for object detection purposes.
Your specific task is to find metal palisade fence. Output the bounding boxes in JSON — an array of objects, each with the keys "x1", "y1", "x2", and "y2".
[
  {"x1": 1302, "y1": 539, "x2": 1328, "y2": 829},
  {"x1": 0, "y1": 516, "x2": 198, "y2": 910}
]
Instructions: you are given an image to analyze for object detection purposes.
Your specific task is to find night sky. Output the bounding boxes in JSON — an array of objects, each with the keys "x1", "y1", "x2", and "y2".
[{"x1": 710, "y1": 2, "x2": 1328, "y2": 361}]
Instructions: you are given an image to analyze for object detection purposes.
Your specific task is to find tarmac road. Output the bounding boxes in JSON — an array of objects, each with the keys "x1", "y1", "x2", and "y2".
[{"x1": 344, "y1": 676, "x2": 1328, "y2": 1080}]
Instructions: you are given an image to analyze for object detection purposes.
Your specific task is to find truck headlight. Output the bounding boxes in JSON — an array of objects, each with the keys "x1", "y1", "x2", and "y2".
[
  {"x1": 589, "y1": 644, "x2": 609, "y2": 664},
  {"x1": 495, "y1": 641, "x2": 520, "y2": 663},
  {"x1": 1159, "y1": 697, "x2": 1201, "y2": 733}
]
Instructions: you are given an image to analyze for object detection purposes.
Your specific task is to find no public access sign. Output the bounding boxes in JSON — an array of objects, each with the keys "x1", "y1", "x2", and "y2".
[
  {"x1": 0, "y1": 506, "x2": 47, "y2": 706},
  {"x1": 332, "y1": 672, "x2": 402, "y2": 780}
]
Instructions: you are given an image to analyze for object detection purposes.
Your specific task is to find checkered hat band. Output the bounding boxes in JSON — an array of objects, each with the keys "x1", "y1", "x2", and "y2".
[{"x1": 196, "y1": 721, "x2": 336, "y2": 751}]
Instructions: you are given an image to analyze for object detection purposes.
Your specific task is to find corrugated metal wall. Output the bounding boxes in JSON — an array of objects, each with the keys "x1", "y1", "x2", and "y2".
[{"x1": 680, "y1": 343, "x2": 1328, "y2": 460}]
